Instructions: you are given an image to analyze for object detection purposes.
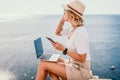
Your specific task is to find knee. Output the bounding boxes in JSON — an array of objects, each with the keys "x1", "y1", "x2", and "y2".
[{"x1": 38, "y1": 61, "x2": 48, "y2": 70}]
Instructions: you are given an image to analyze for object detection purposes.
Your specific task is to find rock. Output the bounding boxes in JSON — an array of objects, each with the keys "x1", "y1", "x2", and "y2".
[{"x1": 110, "y1": 66, "x2": 115, "y2": 70}]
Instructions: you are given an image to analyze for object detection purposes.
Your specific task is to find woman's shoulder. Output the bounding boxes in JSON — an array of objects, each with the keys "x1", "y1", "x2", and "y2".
[
  {"x1": 73, "y1": 26, "x2": 89, "y2": 39},
  {"x1": 73, "y1": 27, "x2": 89, "y2": 40}
]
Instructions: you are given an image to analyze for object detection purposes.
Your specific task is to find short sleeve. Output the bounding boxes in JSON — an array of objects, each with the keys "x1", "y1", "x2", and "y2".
[{"x1": 74, "y1": 29, "x2": 89, "y2": 54}]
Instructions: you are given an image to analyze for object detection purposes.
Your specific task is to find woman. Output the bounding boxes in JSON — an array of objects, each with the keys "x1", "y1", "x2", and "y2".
[{"x1": 36, "y1": 0, "x2": 93, "y2": 80}]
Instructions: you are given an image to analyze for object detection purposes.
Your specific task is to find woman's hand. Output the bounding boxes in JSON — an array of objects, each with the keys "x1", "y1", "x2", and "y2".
[{"x1": 50, "y1": 42, "x2": 65, "y2": 51}]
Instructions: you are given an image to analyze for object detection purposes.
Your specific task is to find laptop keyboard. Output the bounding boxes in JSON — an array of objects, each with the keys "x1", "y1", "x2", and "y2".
[{"x1": 40, "y1": 54, "x2": 52, "y2": 60}]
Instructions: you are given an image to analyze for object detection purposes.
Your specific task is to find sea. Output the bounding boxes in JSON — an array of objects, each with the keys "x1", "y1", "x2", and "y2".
[{"x1": 0, "y1": 14, "x2": 120, "y2": 80}]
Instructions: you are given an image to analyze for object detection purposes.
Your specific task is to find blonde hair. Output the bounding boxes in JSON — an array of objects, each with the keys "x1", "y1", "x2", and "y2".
[{"x1": 67, "y1": 10, "x2": 84, "y2": 26}]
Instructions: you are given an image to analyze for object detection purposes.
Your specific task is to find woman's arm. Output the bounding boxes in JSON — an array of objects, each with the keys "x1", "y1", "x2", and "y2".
[
  {"x1": 66, "y1": 50, "x2": 86, "y2": 63},
  {"x1": 50, "y1": 42, "x2": 86, "y2": 63},
  {"x1": 55, "y1": 17, "x2": 65, "y2": 36}
]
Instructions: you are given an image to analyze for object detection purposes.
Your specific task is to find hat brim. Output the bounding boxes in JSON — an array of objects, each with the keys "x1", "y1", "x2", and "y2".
[{"x1": 61, "y1": 4, "x2": 83, "y2": 20}]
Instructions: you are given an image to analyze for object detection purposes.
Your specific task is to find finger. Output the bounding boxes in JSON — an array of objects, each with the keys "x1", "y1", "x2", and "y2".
[
  {"x1": 51, "y1": 42, "x2": 59, "y2": 49},
  {"x1": 50, "y1": 41, "x2": 56, "y2": 46},
  {"x1": 55, "y1": 42, "x2": 60, "y2": 44}
]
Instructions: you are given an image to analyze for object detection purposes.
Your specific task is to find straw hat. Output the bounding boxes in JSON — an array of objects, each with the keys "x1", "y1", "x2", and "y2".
[{"x1": 62, "y1": 0, "x2": 86, "y2": 20}]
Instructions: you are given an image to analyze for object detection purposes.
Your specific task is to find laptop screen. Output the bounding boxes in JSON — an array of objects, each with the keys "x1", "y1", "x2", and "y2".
[{"x1": 34, "y1": 37, "x2": 43, "y2": 59}]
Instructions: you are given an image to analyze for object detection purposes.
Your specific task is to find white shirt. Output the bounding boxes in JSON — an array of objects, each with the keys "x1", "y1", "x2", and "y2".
[{"x1": 61, "y1": 26, "x2": 91, "y2": 60}]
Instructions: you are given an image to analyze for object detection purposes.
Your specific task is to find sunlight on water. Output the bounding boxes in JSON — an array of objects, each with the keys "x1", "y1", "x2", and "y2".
[{"x1": 0, "y1": 71, "x2": 16, "y2": 80}]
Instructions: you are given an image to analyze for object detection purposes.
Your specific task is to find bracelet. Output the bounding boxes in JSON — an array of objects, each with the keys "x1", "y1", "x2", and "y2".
[{"x1": 63, "y1": 48, "x2": 68, "y2": 55}]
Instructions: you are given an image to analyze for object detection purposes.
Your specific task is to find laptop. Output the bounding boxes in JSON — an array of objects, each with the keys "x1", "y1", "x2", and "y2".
[{"x1": 34, "y1": 37, "x2": 60, "y2": 62}]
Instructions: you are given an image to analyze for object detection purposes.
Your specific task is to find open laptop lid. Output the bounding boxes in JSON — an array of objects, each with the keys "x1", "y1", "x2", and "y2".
[{"x1": 34, "y1": 37, "x2": 43, "y2": 59}]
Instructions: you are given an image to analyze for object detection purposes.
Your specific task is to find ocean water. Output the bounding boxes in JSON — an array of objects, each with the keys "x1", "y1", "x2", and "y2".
[{"x1": 0, "y1": 15, "x2": 120, "y2": 80}]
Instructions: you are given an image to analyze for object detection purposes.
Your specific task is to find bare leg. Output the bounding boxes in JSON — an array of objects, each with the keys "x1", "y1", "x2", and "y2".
[
  {"x1": 48, "y1": 58, "x2": 65, "y2": 80},
  {"x1": 48, "y1": 72, "x2": 59, "y2": 80},
  {"x1": 36, "y1": 61, "x2": 48, "y2": 80},
  {"x1": 36, "y1": 61, "x2": 67, "y2": 80}
]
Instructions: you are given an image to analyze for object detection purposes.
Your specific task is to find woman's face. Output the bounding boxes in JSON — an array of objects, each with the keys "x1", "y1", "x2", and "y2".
[{"x1": 63, "y1": 10, "x2": 69, "y2": 21}]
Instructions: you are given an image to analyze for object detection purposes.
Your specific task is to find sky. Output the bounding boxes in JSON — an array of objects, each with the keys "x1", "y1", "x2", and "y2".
[{"x1": 0, "y1": 0, "x2": 120, "y2": 19}]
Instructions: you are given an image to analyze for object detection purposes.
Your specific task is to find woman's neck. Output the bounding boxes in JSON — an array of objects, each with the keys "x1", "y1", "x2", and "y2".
[
  {"x1": 71, "y1": 24, "x2": 79, "y2": 29},
  {"x1": 70, "y1": 22, "x2": 81, "y2": 28}
]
